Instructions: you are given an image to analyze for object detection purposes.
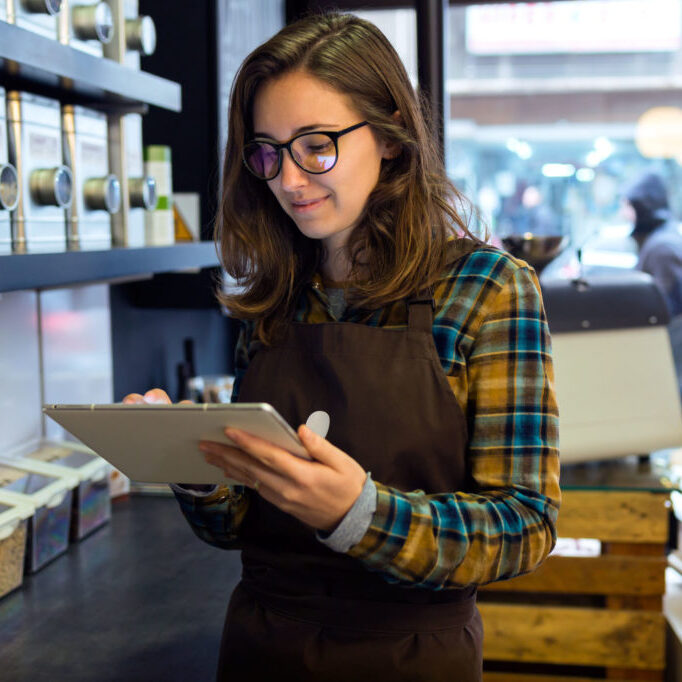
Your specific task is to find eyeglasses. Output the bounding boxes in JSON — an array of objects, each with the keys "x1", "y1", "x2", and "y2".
[{"x1": 242, "y1": 121, "x2": 369, "y2": 181}]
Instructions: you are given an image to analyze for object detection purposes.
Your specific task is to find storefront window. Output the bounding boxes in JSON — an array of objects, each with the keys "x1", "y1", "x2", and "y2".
[
  {"x1": 217, "y1": 0, "x2": 285, "y2": 156},
  {"x1": 351, "y1": 1, "x2": 682, "y2": 275},
  {"x1": 447, "y1": 0, "x2": 682, "y2": 275},
  {"x1": 352, "y1": 8, "x2": 417, "y2": 85}
]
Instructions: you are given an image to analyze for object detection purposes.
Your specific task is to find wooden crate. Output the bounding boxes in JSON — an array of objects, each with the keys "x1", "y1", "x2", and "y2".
[{"x1": 479, "y1": 489, "x2": 670, "y2": 682}]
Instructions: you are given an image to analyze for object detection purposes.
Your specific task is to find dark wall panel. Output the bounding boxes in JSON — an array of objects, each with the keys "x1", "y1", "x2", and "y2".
[
  {"x1": 110, "y1": 276, "x2": 235, "y2": 402},
  {"x1": 139, "y1": 0, "x2": 220, "y2": 240}
]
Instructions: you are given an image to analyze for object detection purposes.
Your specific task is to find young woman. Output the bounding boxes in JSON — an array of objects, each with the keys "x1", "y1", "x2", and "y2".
[{"x1": 124, "y1": 12, "x2": 560, "y2": 682}]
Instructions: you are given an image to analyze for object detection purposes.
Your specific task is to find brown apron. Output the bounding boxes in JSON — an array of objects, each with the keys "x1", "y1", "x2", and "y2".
[{"x1": 217, "y1": 290, "x2": 483, "y2": 682}]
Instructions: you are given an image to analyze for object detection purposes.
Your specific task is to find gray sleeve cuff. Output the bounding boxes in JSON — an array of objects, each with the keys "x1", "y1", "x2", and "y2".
[
  {"x1": 316, "y1": 473, "x2": 377, "y2": 553},
  {"x1": 169, "y1": 483, "x2": 219, "y2": 498}
]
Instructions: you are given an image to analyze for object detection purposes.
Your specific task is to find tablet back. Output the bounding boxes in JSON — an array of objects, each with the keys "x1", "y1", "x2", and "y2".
[{"x1": 43, "y1": 403, "x2": 307, "y2": 484}]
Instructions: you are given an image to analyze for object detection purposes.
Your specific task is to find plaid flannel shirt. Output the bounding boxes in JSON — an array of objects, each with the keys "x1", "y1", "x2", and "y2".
[{"x1": 173, "y1": 242, "x2": 561, "y2": 588}]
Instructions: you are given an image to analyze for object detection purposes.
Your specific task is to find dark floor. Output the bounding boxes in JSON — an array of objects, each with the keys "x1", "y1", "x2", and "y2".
[{"x1": 0, "y1": 495, "x2": 242, "y2": 682}]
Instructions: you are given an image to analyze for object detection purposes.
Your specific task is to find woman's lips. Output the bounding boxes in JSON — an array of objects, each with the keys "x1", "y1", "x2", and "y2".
[{"x1": 291, "y1": 196, "x2": 329, "y2": 213}]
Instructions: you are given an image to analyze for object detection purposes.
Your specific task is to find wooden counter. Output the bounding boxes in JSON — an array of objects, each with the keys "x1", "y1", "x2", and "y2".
[{"x1": 479, "y1": 456, "x2": 673, "y2": 682}]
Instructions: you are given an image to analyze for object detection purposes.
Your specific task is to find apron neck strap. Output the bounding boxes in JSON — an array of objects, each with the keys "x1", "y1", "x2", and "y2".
[{"x1": 408, "y1": 288, "x2": 434, "y2": 333}]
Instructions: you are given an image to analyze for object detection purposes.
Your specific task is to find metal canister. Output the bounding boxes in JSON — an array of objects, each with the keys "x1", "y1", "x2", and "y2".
[
  {"x1": 58, "y1": 0, "x2": 114, "y2": 57},
  {"x1": 62, "y1": 104, "x2": 120, "y2": 250},
  {"x1": 7, "y1": 92, "x2": 72, "y2": 253},
  {"x1": 102, "y1": 0, "x2": 155, "y2": 68},
  {"x1": 124, "y1": 112, "x2": 156, "y2": 246},
  {"x1": 6, "y1": 0, "x2": 63, "y2": 40},
  {"x1": 106, "y1": 110, "x2": 156, "y2": 247},
  {"x1": 0, "y1": 89, "x2": 20, "y2": 254},
  {"x1": 124, "y1": 0, "x2": 156, "y2": 69}
]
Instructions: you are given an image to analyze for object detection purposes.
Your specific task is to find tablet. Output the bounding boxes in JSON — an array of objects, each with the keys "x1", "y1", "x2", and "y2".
[{"x1": 42, "y1": 403, "x2": 309, "y2": 484}]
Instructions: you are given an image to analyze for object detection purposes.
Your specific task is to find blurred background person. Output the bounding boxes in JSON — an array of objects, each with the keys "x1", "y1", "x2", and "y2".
[
  {"x1": 624, "y1": 171, "x2": 682, "y2": 318},
  {"x1": 508, "y1": 185, "x2": 561, "y2": 237},
  {"x1": 625, "y1": 170, "x2": 682, "y2": 399}
]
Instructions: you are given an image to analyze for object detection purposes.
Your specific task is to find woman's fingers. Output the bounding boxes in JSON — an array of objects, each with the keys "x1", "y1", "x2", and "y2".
[
  {"x1": 208, "y1": 427, "x2": 349, "y2": 487},
  {"x1": 121, "y1": 389, "x2": 172, "y2": 404},
  {"x1": 200, "y1": 429, "x2": 367, "y2": 531},
  {"x1": 203, "y1": 451, "x2": 247, "y2": 482},
  {"x1": 224, "y1": 428, "x2": 307, "y2": 477},
  {"x1": 122, "y1": 393, "x2": 145, "y2": 404},
  {"x1": 143, "y1": 388, "x2": 172, "y2": 404},
  {"x1": 297, "y1": 424, "x2": 353, "y2": 469},
  {"x1": 201, "y1": 440, "x2": 287, "y2": 494},
  {"x1": 200, "y1": 437, "x2": 283, "y2": 480}
]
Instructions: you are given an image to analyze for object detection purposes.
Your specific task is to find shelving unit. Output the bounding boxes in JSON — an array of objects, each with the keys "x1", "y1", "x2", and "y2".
[
  {"x1": 0, "y1": 16, "x2": 193, "y2": 293},
  {"x1": 0, "y1": 242, "x2": 220, "y2": 292},
  {"x1": 0, "y1": 21, "x2": 180, "y2": 112},
  {"x1": 0, "y1": 4, "x2": 234, "y2": 467},
  {"x1": 0, "y1": 16, "x2": 208, "y2": 296}
]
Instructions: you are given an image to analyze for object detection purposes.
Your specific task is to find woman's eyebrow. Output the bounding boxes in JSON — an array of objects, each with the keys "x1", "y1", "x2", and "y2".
[{"x1": 253, "y1": 123, "x2": 339, "y2": 139}]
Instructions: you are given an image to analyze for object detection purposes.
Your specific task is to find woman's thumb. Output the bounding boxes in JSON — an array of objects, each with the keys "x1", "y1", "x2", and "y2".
[{"x1": 299, "y1": 423, "x2": 337, "y2": 464}]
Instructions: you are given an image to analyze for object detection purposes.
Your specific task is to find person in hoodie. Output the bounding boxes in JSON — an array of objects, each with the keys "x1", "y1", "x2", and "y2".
[{"x1": 624, "y1": 171, "x2": 682, "y2": 318}]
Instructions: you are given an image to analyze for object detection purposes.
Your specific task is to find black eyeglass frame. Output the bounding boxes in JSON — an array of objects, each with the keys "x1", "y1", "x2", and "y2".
[{"x1": 242, "y1": 121, "x2": 369, "y2": 180}]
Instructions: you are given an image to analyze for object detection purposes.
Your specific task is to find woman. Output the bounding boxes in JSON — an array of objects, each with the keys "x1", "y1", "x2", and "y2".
[{"x1": 125, "y1": 12, "x2": 560, "y2": 682}]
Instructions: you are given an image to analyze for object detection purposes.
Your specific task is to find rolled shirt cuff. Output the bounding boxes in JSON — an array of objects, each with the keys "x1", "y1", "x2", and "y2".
[{"x1": 316, "y1": 472, "x2": 377, "y2": 553}]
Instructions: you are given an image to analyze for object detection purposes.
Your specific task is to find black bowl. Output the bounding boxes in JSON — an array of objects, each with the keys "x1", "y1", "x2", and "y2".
[{"x1": 501, "y1": 234, "x2": 568, "y2": 273}]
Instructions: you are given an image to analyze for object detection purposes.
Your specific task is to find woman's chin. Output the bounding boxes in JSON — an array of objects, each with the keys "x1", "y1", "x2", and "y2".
[
  {"x1": 293, "y1": 221, "x2": 356, "y2": 249},
  {"x1": 295, "y1": 223, "x2": 336, "y2": 242}
]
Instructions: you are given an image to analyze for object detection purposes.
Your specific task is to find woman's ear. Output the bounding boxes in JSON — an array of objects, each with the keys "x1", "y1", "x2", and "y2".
[{"x1": 381, "y1": 110, "x2": 404, "y2": 160}]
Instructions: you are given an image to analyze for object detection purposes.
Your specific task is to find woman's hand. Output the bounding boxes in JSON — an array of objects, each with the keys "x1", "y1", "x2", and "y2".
[
  {"x1": 122, "y1": 388, "x2": 192, "y2": 405},
  {"x1": 200, "y1": 425, "x2": 367, "y2": 534}
]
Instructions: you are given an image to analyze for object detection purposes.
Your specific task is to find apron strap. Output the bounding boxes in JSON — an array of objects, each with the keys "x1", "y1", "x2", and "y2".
[{"x1": 408, "y1": 288, "x2": 434, "y2": 333}]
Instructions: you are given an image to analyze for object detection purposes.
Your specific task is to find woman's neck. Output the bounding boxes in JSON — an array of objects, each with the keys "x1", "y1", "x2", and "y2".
[{"x1": 321, "y1": 242, "x2": 351, "y2": 282}]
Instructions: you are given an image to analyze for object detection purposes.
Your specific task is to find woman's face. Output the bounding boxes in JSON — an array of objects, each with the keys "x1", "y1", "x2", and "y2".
[{"x1": 251, "y1": 69, "x2": 392, "y2": 255}]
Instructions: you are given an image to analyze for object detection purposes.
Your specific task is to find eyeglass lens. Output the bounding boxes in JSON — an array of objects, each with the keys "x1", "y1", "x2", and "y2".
[{"x1": 244, "y1": 133, "x2": 337, "y2": 179}]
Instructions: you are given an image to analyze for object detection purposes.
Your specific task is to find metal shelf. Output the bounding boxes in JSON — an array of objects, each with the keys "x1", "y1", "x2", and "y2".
[
  {"x1": 0, "y1": 242, "x2": 220, "y2": 292},
  {"x1": 0, "y1": 21, "x2": 181, "y2": 112}
]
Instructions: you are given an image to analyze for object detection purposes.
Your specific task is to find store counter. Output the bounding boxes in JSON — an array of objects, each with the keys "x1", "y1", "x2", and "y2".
[{"x1": 480, "y1": 454, "x2": 677, "y2": 681}]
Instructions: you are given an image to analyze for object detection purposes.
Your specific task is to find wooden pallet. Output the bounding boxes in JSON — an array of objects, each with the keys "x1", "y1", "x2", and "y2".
[{"x1": 479, "y1": 489, "x2": 670, "y2": 681}]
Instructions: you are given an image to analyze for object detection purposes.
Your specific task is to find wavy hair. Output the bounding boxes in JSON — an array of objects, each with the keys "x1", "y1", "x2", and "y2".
[{"x1": 215, "y1": 11, "x2": 482, "y2": 344}]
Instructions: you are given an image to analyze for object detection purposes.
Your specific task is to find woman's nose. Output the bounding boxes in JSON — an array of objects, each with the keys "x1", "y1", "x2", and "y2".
[{"x1": 279, "y1": 151, "x2": 308, "y2": 191}]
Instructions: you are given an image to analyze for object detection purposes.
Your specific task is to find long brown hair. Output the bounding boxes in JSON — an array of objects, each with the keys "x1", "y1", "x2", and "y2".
[{"x1": 215, "y1": 11, "x2": 482, "y2": 344}]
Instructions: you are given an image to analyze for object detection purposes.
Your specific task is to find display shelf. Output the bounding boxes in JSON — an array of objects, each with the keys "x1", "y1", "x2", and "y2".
[
  {"x1": 0, "y1": 242, "x2": 220, "y2": 292},
  {"x1": 0, "y1": 21, "x2": 181, "y2": 112}
]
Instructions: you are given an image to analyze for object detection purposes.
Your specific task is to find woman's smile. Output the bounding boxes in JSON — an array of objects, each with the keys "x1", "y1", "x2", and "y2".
[{"x1": 291, "y1": 195, "x2": 330, "y2": 213}]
